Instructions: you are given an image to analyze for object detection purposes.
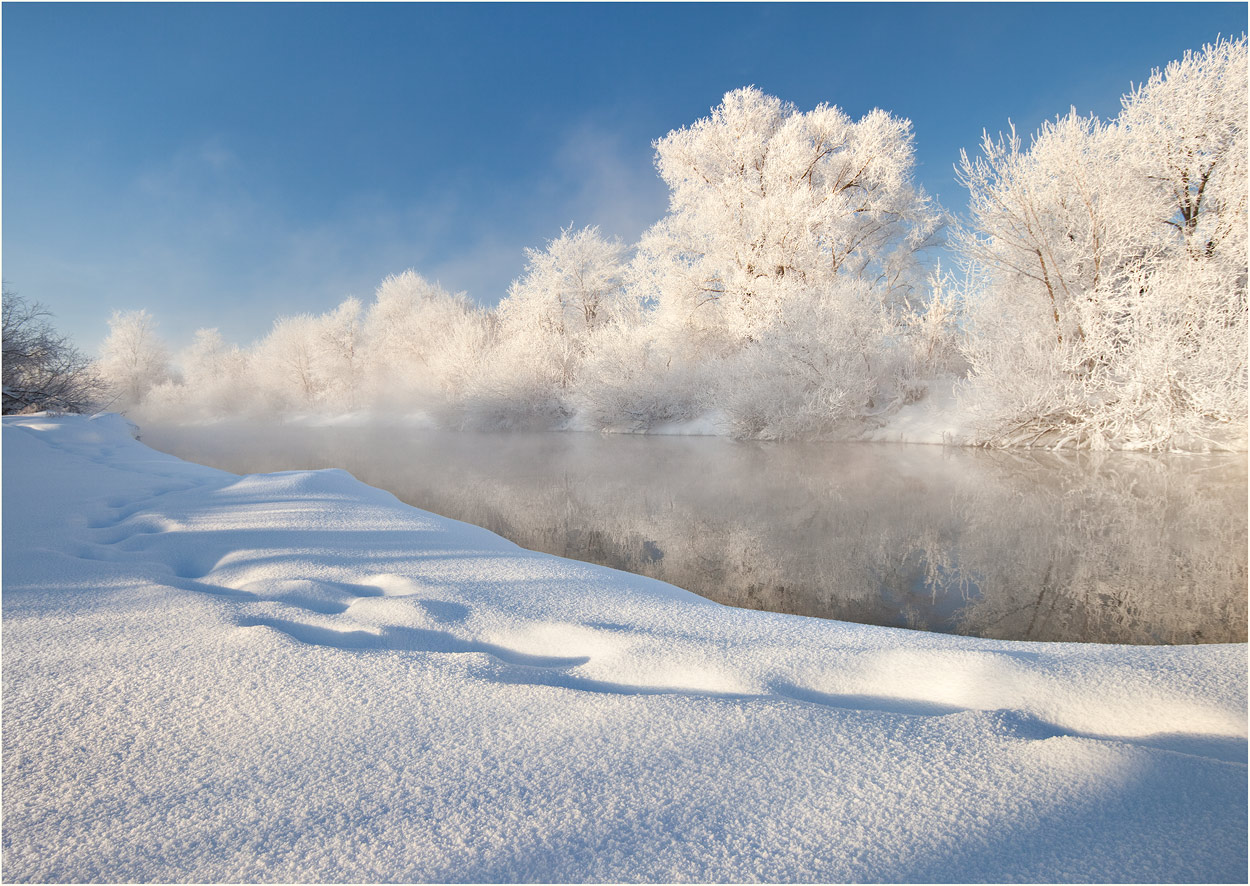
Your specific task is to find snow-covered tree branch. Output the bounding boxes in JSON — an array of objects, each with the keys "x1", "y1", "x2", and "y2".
[{"x1": 2, "y1": 288, "x2": 106, "y2": 414}]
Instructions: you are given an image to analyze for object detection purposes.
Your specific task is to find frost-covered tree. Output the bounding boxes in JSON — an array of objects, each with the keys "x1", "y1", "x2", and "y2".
[
  {"x1": 1119, "y1": 35, "x2": 1248, "y2": 268},
  {"x1": 957, "y1": 35, "x2": 1247, "y2": 450},
  {"x1": 141, "y1": 327, "x2": 251, "y2": 421},
  {"x1": 720, "y1": 278, "x2": 890, "y2": 439},
  {"x1": 361, "y1": 270, "x2": 486, "y2": 410},
  {"x1": 465, "y1": 226, "x2": 626, "y2": 428},
  {"x1": 2, "y1": 288, "x2": 105, "y2": 414},
  {"x1": 636, "y1": 86, "x2": 940, "y2": 346},
  {"x1": 252, "y1": 313, "x2": 324, "y2": 410},
  {"x1": 180, "y1": 328, "x2": 242, "y2": 391},
  {"x1": 97, "y1": 309, "x2": 172, "y2": 410},
  {"x1": 315, "y1": 297, "x2": 365, "y2": 410},
  {"x1": 896, "y1": 264, "x2": 967, "y2": 384},
  {"x1": 573, "y1": 289, "x2": 711, "y2": 431},
  {"x1": 503, "y1": 225, "x2": 626, "y2": 339},
  {"x1": 607, "y1": 87, "x2": 941, "y2": 435},
  {"x1": 957, "y1": 112, "x2": 1126, "y2": 350},
  {"x1": 250, "y1": 300, "x2": 368, "y2": 412}
]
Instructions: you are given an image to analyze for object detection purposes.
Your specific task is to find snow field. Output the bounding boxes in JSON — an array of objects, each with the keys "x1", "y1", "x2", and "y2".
[{"x1": 2, "y1": 413, "x2": 1246, "y2": 882}]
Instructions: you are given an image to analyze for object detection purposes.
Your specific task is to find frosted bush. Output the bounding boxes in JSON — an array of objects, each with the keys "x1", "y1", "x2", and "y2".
[
  {"x1": 721, "y1": 280, "x2": 886, "y2": 439},
  {"x1": 575, "y1": 311, "x2": 719, "y2": 432}
]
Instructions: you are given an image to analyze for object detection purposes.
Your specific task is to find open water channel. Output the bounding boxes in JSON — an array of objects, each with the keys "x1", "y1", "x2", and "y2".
[{"x1": 141, "y1": 422, "x2": 1247, "y2": 645}]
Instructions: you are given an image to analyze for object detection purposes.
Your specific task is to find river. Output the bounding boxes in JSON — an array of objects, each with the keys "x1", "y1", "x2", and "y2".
[{"x1": 140, "y1": 422, "x2": 1248, "y2": 645}]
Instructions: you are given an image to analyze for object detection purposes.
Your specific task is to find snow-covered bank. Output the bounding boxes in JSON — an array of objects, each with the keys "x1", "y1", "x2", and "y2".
[{"x1": 3, "y1": 414, "x2": 1246, "y2": 882}]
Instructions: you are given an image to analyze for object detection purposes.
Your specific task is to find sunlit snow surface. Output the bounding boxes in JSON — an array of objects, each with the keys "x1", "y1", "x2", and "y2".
[{"x1": 3, "y1": 414, "x2": 1246, "y2": 883}]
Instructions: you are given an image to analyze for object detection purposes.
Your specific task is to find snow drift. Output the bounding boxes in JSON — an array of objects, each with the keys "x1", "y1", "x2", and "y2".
[{"x1": 2, "y1": 413, "x2": 1246, "y2": 882}]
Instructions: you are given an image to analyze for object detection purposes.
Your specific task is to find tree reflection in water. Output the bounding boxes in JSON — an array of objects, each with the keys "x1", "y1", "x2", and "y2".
[{"x1": 143, "y1": 424, "x2": 1247, "y2": 644}]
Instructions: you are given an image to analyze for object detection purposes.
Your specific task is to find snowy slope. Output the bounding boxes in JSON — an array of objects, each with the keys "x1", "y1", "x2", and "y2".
[{"x1": 2, "y1": 413, "x2": 1246, "y2": 882}]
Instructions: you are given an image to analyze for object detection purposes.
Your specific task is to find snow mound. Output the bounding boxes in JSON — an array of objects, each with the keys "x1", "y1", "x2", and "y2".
[{"x1": 3, "y1": 413, "x2": 1245, "y2": 882}]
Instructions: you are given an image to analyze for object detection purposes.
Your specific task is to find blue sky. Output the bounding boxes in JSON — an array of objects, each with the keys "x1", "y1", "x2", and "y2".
[{"x1": 4, "y1": 2, "x2": 1246, "y2": 353}]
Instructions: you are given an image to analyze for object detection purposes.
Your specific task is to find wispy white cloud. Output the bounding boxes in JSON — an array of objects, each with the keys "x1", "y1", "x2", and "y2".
[
  {"x1": 9, "y1": 119, "x2": 672, "y2": 353},
  {"x1": 546, "y1": 119, "x2": 669, "y2": 244},
  {"x1": 413, "y1": 116, "x2": 669, "y2": 305}
]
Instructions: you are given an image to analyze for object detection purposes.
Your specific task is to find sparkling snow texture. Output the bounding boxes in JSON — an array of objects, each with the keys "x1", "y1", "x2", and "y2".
[{"x1": 2, "y1": 414, "x2": 1246, "y2": 882}]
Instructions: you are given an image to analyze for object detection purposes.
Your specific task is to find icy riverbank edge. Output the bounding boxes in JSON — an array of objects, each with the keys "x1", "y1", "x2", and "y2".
[{"x1": 2, "y1": 413, "x2": 1246, "y2": 883}]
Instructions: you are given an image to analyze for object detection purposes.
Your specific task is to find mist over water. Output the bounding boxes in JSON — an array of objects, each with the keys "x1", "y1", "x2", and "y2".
[{"x1": 141, "y1": 422, "x2": 1247, "y2": 644}]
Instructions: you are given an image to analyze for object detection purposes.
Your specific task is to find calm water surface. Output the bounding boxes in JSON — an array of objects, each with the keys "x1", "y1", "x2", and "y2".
[{"x1": 141, "y1": 422, "x2": 1247, "y2": 645}]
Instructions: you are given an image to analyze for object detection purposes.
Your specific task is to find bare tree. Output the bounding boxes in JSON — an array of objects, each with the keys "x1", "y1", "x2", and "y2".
[{"x1": 2, "y1": 287, "x2": 105, "y2": 414}]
